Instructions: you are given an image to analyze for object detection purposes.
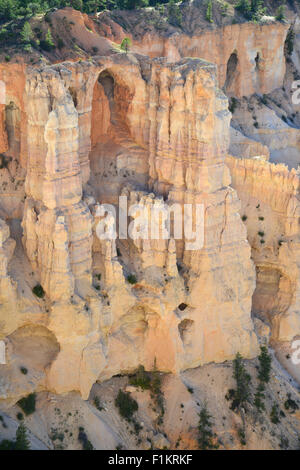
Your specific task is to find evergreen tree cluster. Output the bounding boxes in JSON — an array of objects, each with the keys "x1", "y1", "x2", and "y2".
[
  {"x1": 0, "y1": 423, "x2": 30, "y2": 450},
  {"x1": 0, "y1": 0, "x2": 292, "y2": 25}
]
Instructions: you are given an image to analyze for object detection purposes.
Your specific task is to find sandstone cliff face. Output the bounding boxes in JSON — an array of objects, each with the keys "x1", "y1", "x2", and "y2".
[
  {"x1": 227, "y1": 156, "x2": 300, "y2": 342},
  {"x1": 0, "y1": 54, "x2": 259, "y2": 400},
  {"x1": 95, "y1": 14, "x2": 288, "y2": 97}
]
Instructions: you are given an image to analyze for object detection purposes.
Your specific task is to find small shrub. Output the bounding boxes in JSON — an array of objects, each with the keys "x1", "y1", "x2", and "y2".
[
  {"x1": 5, "y1": 55, "x2": 11, "y2": 62},
  {"x1": 115, "y1": 389, "x2": 138, "y2": 421},
  {"x1": 258, "y1": 231, "x2": 264, "y2": 237},
  {"x1": 94, "y1": 396, "x2": 104, "y2": 411},
  {"x1": 238, "y1": 427, "x2": 246, "y2": 446},
  {"x1": 0, "y1": 439, "x2": 15, "y2": 450},
  {"x1": 32, "y1": 284, "x2": 45, "y2": 298},
  {"x1": 178, "y1": 303, "x2": 187, "y2": 311},
  {"x1": 129, "y1": 365, "x2": 151, "y2": 390},
  {"x1": 284, "y1": 394, "x2": 299, "y2": 412},
  {"x1": 285, "y1": 29, "x2": 295, "y2": 56},
  {"x1": 20, "y1": 367, "x2": 28, "y2": 375},
  {"x1": 229, "y1": 97, "x2": 238, "y2": 113},
  {"x1": 275, "y1": 5, "x2": 285, "y2": 22},
  {"x1": 127, "y1": 274, "x2": 137, "y2": 285},
  {"x1": 270, "y1": 404, "x2": 280, "y2": 424},
  {"x1": 279, "y1": 435, "x2": 289, "y2": 449},
  {"x1": 242, "y1": 215, "x2": 247, "y2": 221},
  {"x1": 120, "y1": 37, "x2": 131, "y2": 54},
  {"x1": 17, "y1": 393, "x2": 36, "y2": 416},
  {"x1": 78, "y1": 428, "x2": 94, "y2": 450},
  {"x1": 206, "y1": 0, "x2": 213, "y2": 23},
  {"x1": 57, "y1": 38, "x2": 64, "y2": 50},
  {"x1": 17, "y1": 412, "x2": 24, "y2": 421}
]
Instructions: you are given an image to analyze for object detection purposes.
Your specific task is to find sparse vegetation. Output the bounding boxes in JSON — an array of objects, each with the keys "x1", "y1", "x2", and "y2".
[
  {"x1": 206, "y1": 0, "x2": 213, "y2": 23},
  {"x1": 17, "y1": 393, "x2": 36, "y2": 416},
  {"x1": 238, "y1": 427, "x2": 246, "y2": 446},
  {"x1": 275, "y1": 4, "x2": 285, "y2": 22},
  {"x1": 254, "y1": 346, "x2": 272, "y2": 413},
  {"x1": 229, "y1": 97, "x2": 238, "y2": 113},
  {"x1": 15, "y1": 423, "x2": 30, "y2": 450},
  {"x1": 115, "y1": 389, "x2": 138, "y2": 421},
  {"x1": 40, "y1": 28, "x2": 55, "y2": 51},
  {"x1": 254, "y1": 382, "x2": 265, "y2": 412},
  {"x1": 257, "y1": 346, "x2": 272, "y2": 384},
  {"x1": 198, "y1": 404, "x2": 218, "y2": 450},
  {"x1": 20, "y1": 367, "x2": 28, "y2": 375},
  {"x1": 32, "y1": 284, "x2": 45, "y2": 298},
  {"x1": 284, "y1": 393, "x2": 299, "y2": 412},
  {"x1": 235, "y1": 0, "x2": 266, "y2": 22},
  {"x1": 120, "y1": 37, "x2": 131, "y2": 54},
  {"x1": 78, "y1": 428, "x2": 94, "y2": 450},
  {"x1": 285, "y1": 28, "x2": 295, "y2": 57},
  {"x1": 21, "y1": 21, "x2": 33, "y2": 43},
  {"x1": 129, "y1": 365, "x2": 151, "y2": 390},
  {"x1": 167, "y1": 0, "x2": 182, "y2": 27},
  {"x1": 127, "y1": 274, "x2": 137, "y2": 284},
  {"x1": 94, "y1": 396, "x2": 104, "y2": 411},
  {"x1": 0, "y1": 423, "x2": 30, "y2": 450},
  {"x1": 226, "y1": 352, "x2": 251, "y2": 412},
  {"x1": 270, "y1": 404, "x2": 280, "y2": 424}
]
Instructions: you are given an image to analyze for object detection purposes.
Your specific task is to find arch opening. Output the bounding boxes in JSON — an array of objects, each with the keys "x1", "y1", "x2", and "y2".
[
  {"x1": 255, "y1": 52, "x2": 261, "y2": 71},
  {"x1": 88, "y1": 69, "x2": 148, "y2": 205},
  {"x1": 224, "y1": 52, "x2": 239, "y2": 95}
]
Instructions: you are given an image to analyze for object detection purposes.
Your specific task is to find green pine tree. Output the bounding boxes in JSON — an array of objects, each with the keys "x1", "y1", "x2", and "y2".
[
  {"x1": 71, "y1": 0, "x2": 83, "y2": 10},
  {"x1": 198, "y1": 404, "x2": 218, "y2": 450},
  {"x1": 41, "y1": 28, "x2": 55, "y2": 50},
  {"x1": 21, "y1": 21, "x2": 34, "y2": 43},
  {"x1": 276, "y1": 5, "x2": 285, "y2": 22},
  {"x1": 206, "y1": 0, "x2": 213, "y2": 23},
  {"x1": 120, "y1": 37, "x2": 131, "y2": 54},
  {"x1": 15, "y1": 423, "x2": 30, "y2": 450},
  {"x1": 236, "y1": 0, "x2": 251, "y2": 18}
]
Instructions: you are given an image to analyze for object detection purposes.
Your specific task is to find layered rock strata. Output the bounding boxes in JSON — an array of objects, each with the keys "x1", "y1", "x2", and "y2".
[
  {"x1": 227, "y1": 155, "x2": 300, "y2": 342},
  {"x1": 0, "y1": 54, "x2": 260, "y2": 400}
]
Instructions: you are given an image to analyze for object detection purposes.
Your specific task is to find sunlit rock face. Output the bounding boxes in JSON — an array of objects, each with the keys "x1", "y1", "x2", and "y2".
[
  {"x1": 96, "y1": 16, "x2": 288, "y2": 98},
  {"x1": 227, "y1": 156, "x2": 300, "y2": 343},
  {"x1": 0, "y1": 53, "x2": 260, "y2": 400}
]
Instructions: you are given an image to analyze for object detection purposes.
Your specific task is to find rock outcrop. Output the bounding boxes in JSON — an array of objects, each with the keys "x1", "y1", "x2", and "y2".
[
  {"x1": 227, "y1": 155, "x2": 300, "y2": 342},
  {"x1": 0, "y1": 54, "x2": 259, "y2": 400}
]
